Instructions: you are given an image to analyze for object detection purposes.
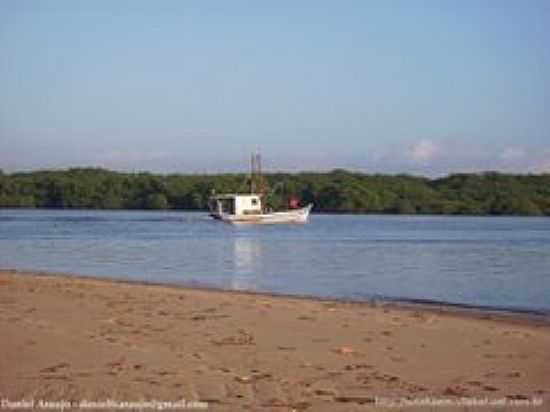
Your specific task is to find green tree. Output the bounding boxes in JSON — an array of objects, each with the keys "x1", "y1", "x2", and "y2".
[{"x1": 145, "y1": 193, "x2": 169, "y2": 209}]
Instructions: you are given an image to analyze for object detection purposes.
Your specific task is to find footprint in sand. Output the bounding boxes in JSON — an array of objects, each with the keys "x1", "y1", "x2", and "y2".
[
  {"x1": 511, "y1": 353, "x2": 529, "y2": 360},
  {"x1": 196, "y1": 381, "x2": 227, "y2": 404},
  {"x1": 134, "y1": 377, "x2": 160, "y2": 385},
  {"x1": 334, "y1": 395, "x2": 375, "y2": 405},
  {"x1": 212, "y1": 330, "x2": 255, "y2": 346},
  {"x1": 42, "y1": 375, "x2": 70, "y2": 381},
  {"x1": 38, "y1": 362, "x2": 72, "y2": 382},
  {"x1": 483, "y1": 384, "x2": 498, "y2": 392},
  {"x1": 105, "y1": 358, "x2": 126, "y2": 374},
  {"x1": 41, "y1": 362, "x2": 70, "y2": 373},
  {"x1": 506, "y1": 394, "x2": 532, "y2": 401},
  {"x1": 378, "y1": 374, "x2": 399, "y2": 383},
  {"x1": 313, "y1": 388, "x2": 337, "y2": 397},
  {"x1": 443, "y1": 385, "x2": 468, "y2": 396},
  {"x1": 255, "y1": 380, "x2": 288, "y2": 407}
]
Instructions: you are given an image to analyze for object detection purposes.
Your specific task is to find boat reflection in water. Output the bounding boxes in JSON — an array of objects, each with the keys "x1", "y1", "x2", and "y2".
[{"x1": 230, "y1": 237, "x2": 263, "y2": 291}]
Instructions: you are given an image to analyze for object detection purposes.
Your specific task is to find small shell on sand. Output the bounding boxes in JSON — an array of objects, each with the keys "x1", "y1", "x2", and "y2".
[{"x1": 334, "y1": 346, "x2": 356, "y2": 355}]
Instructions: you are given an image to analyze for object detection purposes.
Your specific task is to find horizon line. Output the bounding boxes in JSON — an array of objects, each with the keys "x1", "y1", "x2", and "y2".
[{"x1": 2, "y1": 165, "x2": 549, "y2": 179}]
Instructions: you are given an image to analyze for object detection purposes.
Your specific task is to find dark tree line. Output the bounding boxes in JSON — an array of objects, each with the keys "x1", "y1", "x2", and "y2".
[{"x1": 0, "y1": 168, "x2": 549, "y2": 216}]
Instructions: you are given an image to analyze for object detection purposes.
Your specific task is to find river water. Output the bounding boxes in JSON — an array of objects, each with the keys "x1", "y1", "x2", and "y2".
[{"x1": 1, "y1": 209, "x2": 549, "y2": 314}]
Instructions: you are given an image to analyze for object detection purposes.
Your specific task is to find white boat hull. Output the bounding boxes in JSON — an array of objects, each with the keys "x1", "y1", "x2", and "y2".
[{"x1": 212, "y1": 204, "x2": 313, "y2": 224}]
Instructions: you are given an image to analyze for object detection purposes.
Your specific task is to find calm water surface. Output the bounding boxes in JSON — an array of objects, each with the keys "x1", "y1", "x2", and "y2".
[{"x1": 1, "y1": 209, "x2": 549, "y2": 313}]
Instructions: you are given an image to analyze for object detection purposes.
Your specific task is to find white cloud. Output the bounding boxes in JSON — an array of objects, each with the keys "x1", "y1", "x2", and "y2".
[
  {"x1": 534, "y1": 150, "x2": 550, "y2": 173},
  {"x1": 409, "y1": 139, "x2": 441, "y2": 162},
  {"x1": 499, "y1": 146, "x2": 526, "y2": 162}
]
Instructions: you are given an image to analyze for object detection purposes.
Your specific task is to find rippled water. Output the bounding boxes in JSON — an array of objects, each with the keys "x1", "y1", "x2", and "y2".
[{"x1": 1, "y1": 209, "x2": 549, "y2": 313}]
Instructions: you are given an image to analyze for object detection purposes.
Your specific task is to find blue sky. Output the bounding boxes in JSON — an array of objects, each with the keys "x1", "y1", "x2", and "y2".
[{"x1": 1, "y1": 0, "x2": 549, "y2": 175}]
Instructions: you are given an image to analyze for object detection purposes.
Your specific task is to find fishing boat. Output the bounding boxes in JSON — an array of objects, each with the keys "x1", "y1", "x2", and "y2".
[{"x1": 208, "y1": 154, "x2": 313, "y2": 224}]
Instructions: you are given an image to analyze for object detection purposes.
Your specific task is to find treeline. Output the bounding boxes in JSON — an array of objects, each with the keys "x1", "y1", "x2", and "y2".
[{"x1": 0, "y1": 168, "x2": 549, "y2": 216}]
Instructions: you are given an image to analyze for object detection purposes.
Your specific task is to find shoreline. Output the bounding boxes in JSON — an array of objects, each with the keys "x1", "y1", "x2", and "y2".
[
  {"x1": 2, "y1": 206, "x2": 550, "y2": 217},
  {"x1": 2, "y1": 269, "x2": 549, "y2": 411},
  {"x1": 2, "y1": 267, "x2": 549, "y2": 325},
  {"x1": 0, "y1": 206, "x2": 550, "y2": 219}
]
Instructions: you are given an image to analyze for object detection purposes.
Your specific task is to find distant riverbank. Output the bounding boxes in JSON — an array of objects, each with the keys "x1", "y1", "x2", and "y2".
[{"x1": 1, "y1": 168, "x2": 549, "y2": 215}]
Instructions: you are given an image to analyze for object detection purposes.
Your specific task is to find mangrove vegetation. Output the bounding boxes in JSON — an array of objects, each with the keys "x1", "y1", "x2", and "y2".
[{"x1": 0, "y1": 168, "x2": 549, "y2": 216}]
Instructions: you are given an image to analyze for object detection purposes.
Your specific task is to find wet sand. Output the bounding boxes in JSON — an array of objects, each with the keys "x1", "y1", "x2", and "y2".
[{"x1": 1, "y1": 270, "x2": 549, "y2": 411}]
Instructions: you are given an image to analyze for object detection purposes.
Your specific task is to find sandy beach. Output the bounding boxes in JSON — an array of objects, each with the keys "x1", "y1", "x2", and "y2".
[{"x1": 1, "y1": 270, "x2": 549, "y2": 411}]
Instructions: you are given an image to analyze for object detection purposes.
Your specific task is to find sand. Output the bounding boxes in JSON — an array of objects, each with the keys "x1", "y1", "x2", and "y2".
[{"x1": 1, "y1": 270, "x2": 549, "y2": 411}]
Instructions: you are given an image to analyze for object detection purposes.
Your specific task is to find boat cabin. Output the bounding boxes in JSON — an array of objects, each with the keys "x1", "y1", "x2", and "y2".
[{"x1": 209, "y1": 194, "x2": 263, "y2": 216}]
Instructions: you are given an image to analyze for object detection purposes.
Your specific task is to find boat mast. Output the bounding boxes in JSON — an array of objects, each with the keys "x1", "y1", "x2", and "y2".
[
  {"x1": 250, "y1": 151, "x2": 268, "y2": 211},
  {"x1": 250, "y1": 152, "x2": 263, "y2": 193},
  {"x1": 250, "y1": 153, "x2": 256, "y2": 194},
  {"x1": 256, "y1": 152, "x2": 262, "y2": 188}
]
